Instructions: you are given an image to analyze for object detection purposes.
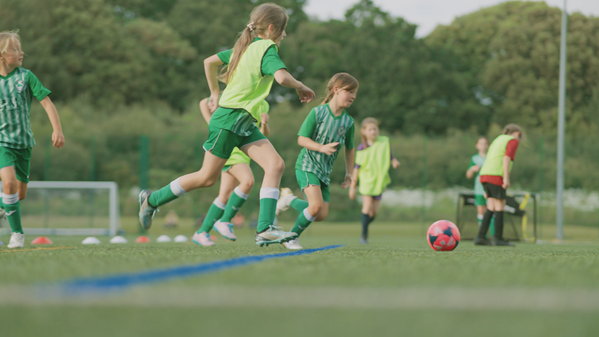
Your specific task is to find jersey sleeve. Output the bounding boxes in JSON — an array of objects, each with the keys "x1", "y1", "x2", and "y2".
[
  {"x1": 297, "y1": 109, "x2": 317, "y2": 138},
  {"x1": 26, "y1": 72, "x2": 51, "y2": 101},
  {"x1": 217, "y1": 49, "x2": 231, "y2": 65},
  {"x1": 345, "y1": 123, "x2": 355, "y2": 149},
  {"x1": 468, "y1": 157, "x2": 476, "y2": 169},
  {"x1": 505, "y1": 139, "x2": 519, "y2": 160},
  {"x1": 261, "y1": 45, "x2": 286, "y2": 76}
]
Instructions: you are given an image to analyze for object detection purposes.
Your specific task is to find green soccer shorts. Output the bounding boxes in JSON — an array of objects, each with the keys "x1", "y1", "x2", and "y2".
[
  {"x1": 0, "y1": 146, "x2": 32, "y2": 183},
  {"x1": 474, "y1": 194, "x2": 487, "y2": 207},
  {"x1": 203, "y1": 124, "x2": 266, "y2": 160},
  {"x1": 295, "y1": 170, "x2": 330, "y2": 203}
]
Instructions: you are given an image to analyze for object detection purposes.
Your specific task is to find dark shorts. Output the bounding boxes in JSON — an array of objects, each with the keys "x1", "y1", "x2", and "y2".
[
  {"x1": 483, "y1": 183, "x2": 506, "y2": 200},
  {"x1": 363, "y1": 193, "x2": 383, "y2": 201}
]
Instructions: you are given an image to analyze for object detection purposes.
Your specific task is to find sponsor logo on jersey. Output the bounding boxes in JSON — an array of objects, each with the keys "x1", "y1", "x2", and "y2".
[
  {"x1": 15, "y1": 80, "x2": 25, "y2": 93},
  {"x1": 337, "y1": 126, "x2": 346, "y2": 137}
]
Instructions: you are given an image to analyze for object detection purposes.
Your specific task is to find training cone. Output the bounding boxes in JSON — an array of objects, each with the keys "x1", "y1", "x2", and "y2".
[
  {"x1": 110, "y1": 236, "x2": 128, "y2": 244},
  {"x1": 157, "y1": 235, "x2": 172, "y2": 243},
  {"x1": 32, "y1": 236, "x2": 53, "y2": 245},
  {"x1": 82, "y1": 237, "x2": 101, "y2": 245},
  {"x1": 136, "y1": 236, "x2": 151, "y2": 243},
  {"x1": 174, "y1": 235, "x2": 188, "y2": 243}
]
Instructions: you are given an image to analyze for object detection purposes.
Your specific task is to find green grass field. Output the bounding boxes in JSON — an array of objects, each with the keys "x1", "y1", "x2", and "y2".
[{"x1": 1, "y1": 220, "x2": 599, "y2": 337}]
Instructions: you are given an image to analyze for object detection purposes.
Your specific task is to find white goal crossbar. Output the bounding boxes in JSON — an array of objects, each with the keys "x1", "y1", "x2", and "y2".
[{"x1": 1, "y1": 181, "x2": 121, "y2": 236}]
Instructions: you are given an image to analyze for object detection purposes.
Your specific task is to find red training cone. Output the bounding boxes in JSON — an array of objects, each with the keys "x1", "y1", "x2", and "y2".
[
  {"x1": 31, "y1": 236, "x2": 53, "y2": 245},
  {"x1": 136, "y1": 236, "x2": 151, "y2": 243}
]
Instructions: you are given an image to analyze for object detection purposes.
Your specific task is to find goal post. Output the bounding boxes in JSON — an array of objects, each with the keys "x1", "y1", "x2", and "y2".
[{"x1": 0, "y1": 181, "x2": 121, "y2": 236}]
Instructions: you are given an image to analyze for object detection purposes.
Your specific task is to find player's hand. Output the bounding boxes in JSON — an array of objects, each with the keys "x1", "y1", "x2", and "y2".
[
  {"x1": 502, "y1": 178, "x2": 510, "y2": 189},
  {"x1": 261, "y1": 113, "x2": 269, "y2": 124},
  {"x1": 341, "y1": 174, "x2": 352, "y2": 188},
  {"x1": 470, "y1": 165, "x2": 480, "y2": 173},
  {"x1": 296, "y1": 84, "x2": 315, "y2": 103},
  {"x1": 392, "y1": 158, "x2": 401, "y2": 169},
  {"x1": 349, "y1": 187, "x2": 356, "y2": 200},
  {"x1": 52, "y1": 130, "x2": 65, "y2": 148},
  {"x1": 208, "y1": 93, "x2": 220, "y2": 112},
  {"x1": 319, "y1": 142, "x2": 339, "y2": 155}
]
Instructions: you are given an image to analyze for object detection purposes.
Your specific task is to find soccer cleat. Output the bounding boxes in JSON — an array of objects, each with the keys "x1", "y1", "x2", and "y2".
[
  {"x1": 138, "y1": 190, "x2": 158, "y2": 230},
  {"x1": 473, "y1": 237, "x2": 492, "y2": 246},
  {"x1": 492, "y1": 238, "x2": 515, "y2": 246},
  {"x1": 7, "y1": 233, "x2": 25, "y2": 249},
  {"x1": 192, "y1": 231, "x2": 216, "y2": 246},
  {"x1": 282, "y1": 238, "x2": 303, "y2": 250},
  {"x1": 360, "y1": 237, "x2": 368, "y2": 244},
  {"x1": 255, "y1": 225, "x2": 298, "y2": 247},
  {"x1": 276, "y1": 188, "x2": 296, "y2": 215},
  {"x1": 214, "y1": 220, "x2": 237, "y2": 241}
]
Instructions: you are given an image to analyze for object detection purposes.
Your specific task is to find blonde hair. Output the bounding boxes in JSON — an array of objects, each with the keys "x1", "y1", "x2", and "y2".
[
  {"x1": 322, "y1": 72, "x2": 359, "y2": 104},
  {"x1": 360, "y1": 117, "x2": 379, "y2": 148},
  {"x1": 220, "y1": 3, "x2": 288, "y2": 84},
  {"x1": 0, "y1": 30, "x2": 20, "y2": 56},
  {"x1": 503, "y1": 124, "x2": 523, "y2": 137}
]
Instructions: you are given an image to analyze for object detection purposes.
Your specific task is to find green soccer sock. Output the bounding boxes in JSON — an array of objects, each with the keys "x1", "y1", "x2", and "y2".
[
  {"x1": 290, "y1": 198, "x2": 309, "y2": 212},
  {"x1": 221, "y1": 187, "x2": 248, "y2": 223},
  {"x1": 257, "y1": 188, "x2": 279, "y2": 232},
  {"x1": 292, "y1": 209, "x2": 315, "y2": 236},
  {"x1": 148, "y1": 178, "x2": 186, "y2": 208},
  {"x1": 489, "y1": 216, "x2": 496, "y2": 237},
  {"x1": 4, "y1": 194, "x2": 22, "y2": 234},
  {"x1": 198, "y1": 198, "x2": 226, "y2": 234},
  {"x1": 0, "y1": 193, "x2": 4, "y2": 210}
]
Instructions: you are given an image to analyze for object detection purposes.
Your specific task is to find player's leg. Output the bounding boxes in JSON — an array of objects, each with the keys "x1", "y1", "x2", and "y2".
[
  {"x1": 242, "y1": 138, "x2": 296, "y2": 246},
  {"x1": 491, "y1": 196, "x2": 513, "y2": 246},
  {"x1": 193, "y1": 171, "x2": 237, "y2": 246},
  {"x1": 4, "y1": 148, "x2": 30, "y2": 249},
  {"x1": 214, "y1": 163, "x2": 254, "y2": 241},
  {"x1": 360, "y1": 195, "x2": 374, "y2": 243},
  {"x1": 276, "y1": 187, "x2": 309, "y2": 215},
  {"x1": 138, "y1": 126, "x2": 232, "y2": 229},
  {"x1": 474, "y1": 184, "x2": 495, "y2": 246},
  {"x1": 284, "y1": 183, "x2": 324, "y2": 250}
]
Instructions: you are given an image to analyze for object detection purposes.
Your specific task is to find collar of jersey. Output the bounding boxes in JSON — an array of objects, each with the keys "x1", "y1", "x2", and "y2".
[
  {"x1": 0, "y1": 67, "x2": 19, "y2": 80},
  {"x1": 324, "y1": 103, "x2": 346, "y2": 119}
]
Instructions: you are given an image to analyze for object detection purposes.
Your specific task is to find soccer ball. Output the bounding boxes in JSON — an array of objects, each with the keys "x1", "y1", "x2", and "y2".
[{"x1": 427, "y1": 220, "x2": 460, "y2": 251}]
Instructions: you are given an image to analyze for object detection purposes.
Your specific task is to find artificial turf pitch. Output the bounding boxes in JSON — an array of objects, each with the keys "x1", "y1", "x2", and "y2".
[{"x1": 1, "y1": 222, "x2": 598, "y2": 337}]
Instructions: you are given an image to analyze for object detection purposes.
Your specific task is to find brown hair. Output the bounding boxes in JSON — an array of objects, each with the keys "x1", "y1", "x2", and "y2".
[
  {"x1": 503, "y1": 124, "x2": 523, "y2": 138},
  {"x1": 360, "y1": 117, "x2": 379, "y2": 148},
  {"x1": 220, "y1": 3, "x2": 288, "y2": 84},
  {"x1": 322, "y1": 72, "x2": 359, "y2": 104},
  {"x1": 0, "y1": 30, "x2": 20, "y2": 56}
]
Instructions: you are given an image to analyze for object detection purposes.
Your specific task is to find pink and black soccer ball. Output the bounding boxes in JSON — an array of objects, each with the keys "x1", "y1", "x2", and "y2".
[{"x1": 427, "y1": 220, "x2": 460, "y2": 251}]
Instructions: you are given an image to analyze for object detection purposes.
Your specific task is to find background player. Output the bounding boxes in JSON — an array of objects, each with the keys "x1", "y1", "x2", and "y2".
[
  {"x1": 474, "y1": 124, "x2": 523, "y2": 246},
  {"x1": 0, "y1": 30, "x2": 65, "y2": 248},
  {"x1": 466, "y1": 136, "x2": 495, "y2": 236},
  {"x1": 349, "y1": 117, "x2": 400, "y2": 244}
]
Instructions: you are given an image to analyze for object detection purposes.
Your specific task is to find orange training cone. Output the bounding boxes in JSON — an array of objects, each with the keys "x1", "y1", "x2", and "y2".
[
  {"x1": 136, "y1": 236, "x2": 151, "y2": 243},
  {"x1": 31, "y1": 236, "x2": 53, "y2": 245}
]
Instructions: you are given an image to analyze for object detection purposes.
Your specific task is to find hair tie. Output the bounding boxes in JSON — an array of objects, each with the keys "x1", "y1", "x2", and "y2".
[{"x1": 247, "y1": 22, "x2": 256, "y2": 32}]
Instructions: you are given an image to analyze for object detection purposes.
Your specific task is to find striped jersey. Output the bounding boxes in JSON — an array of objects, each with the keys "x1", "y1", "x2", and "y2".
[
  {"x1": 0, "y1": 67, "x2": 51, "y2": 148},
  {"x1": 295, "y1": 104, "x2": 355, "y2": 185}
]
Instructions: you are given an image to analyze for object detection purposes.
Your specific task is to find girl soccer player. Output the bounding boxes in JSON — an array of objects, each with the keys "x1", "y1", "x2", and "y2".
[
  {"x1": 474, "y1": 124, "x2": 523, "y2": 246},
  {"x1": 276, "y1": 73, "x2": 358, "y2": 250},
  {"x1": 193, "y1": 96, "x2": 270, "y2": 246},
  {"x1": 0, "y1": 31, "x2": 65, "y2": 248},
  {"x1": 466, "y1": 137, "x2": 494, "y2": 235},
  {"x1": 138, "y1": 3, "x2": 315, "y2": 247},
  {"x1": 348, "y1": 118, "x2": 400, "y2": 244}
]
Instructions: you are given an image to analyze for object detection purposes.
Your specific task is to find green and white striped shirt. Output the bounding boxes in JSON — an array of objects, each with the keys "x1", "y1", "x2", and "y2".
[
  {"x1": 0, "y1": 67, "x2": 51, "y2": 148},
  {"x1": 295, "y1": 104, "x2": 355, "y2": 185}
]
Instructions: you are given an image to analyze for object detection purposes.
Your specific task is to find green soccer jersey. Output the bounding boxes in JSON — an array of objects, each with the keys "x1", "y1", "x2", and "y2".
[
  {"x1": 295, "y1": 104, "x2": 355, "y2": 185},
  {"x1": 469, "y1": 154, "x2": 486, "y2": 195},
  {"x1": 0, "y1": 67, "x2": 50, "y2": 149}
]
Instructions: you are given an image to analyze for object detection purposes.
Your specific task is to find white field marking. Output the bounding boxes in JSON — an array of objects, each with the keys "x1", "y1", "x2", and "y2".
[{"x1": 2, "y1": 285, "x2": 599, "y2": 311}]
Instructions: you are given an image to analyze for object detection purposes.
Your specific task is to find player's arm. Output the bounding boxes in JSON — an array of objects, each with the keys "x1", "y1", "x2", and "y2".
[
  {"x1": 274, "y1": 69, "x2": 315, "y2": 103},
  {"x1": 204, "y1": 54, "x2": 224, "y2": 112},
  {"x1": 502, "y1": 156, "x2": 511, "y2": 189},
  {"x1": 260, "y1": 113, "x2": 270, "y2": 137},
  {"x1": 342, "y1": 147, "x2": 355, "y2": 188},
  {"x1": 40, "y1": 96, "x2": 64, "y2": 148},
  {"x1": 298, "y1": 137, "x2": 339, "y2": 155},
  {"x1": 466, "y1": 165, "x2": 480, "y2": 179},
  {"x1": 199, "y1": 98, "x2": 211, "y2": 124}
]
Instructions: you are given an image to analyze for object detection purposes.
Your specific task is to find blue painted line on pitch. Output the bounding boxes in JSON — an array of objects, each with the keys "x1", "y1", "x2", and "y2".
[{"x1": 62, "y1": 245, "x2": 343, "y2": 293}]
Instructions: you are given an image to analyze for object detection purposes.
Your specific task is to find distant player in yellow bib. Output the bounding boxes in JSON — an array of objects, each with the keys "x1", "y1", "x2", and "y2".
[
  {"x1": 349, "y1": 118, "x2": 400, "y2": 244},
  {"x1": 194, "y1": 96, "x2": 270, "y2": 246}
]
